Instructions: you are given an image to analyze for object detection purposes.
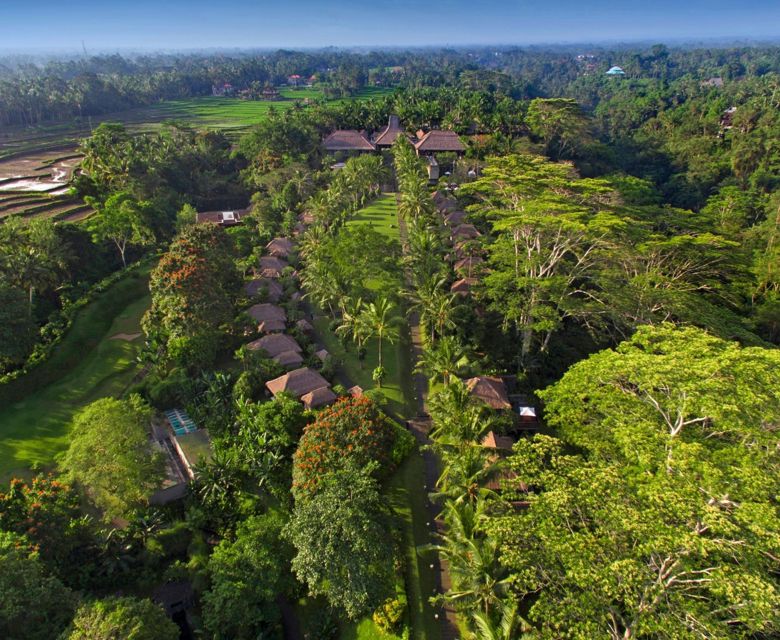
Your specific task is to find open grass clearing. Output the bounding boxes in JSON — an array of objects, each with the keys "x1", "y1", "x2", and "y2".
[
  {"x1": 307, "y1": 193, "x2": 439, "y2": 639},
  {"x1": 0, "y1": 265, "x2": 152, "y2": 481}
]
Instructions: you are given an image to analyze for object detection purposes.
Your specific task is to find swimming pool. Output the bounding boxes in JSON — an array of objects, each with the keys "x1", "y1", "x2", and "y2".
[{"x1": 164, "y1": 409, "x2": 198, "y2": 436}]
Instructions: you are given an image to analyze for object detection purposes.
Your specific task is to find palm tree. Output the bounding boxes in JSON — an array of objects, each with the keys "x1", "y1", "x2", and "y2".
[
  {"x1": 428, "y1": 500, "x2": 512, "y2": 624},
  {"x1": 398, "y1": 176, "x2": 435, "y2": 222},
  {"x1": 335, "y1": 296, "x2": 371, "y2": 364},
  {"x1": 415, "y1": 335, "x2": 472, "y2": 385},
  {"x1": 429, "y1": 379, "x2": 497, "y2": 444},
  {"x1": 359, "y1": 297, "x2": 401, "y2": 386},
  {"x1": 472, "y1": 599, "x2": 529, "y2": 640},
  {"x1": 434, "y1": 444, "x2": 501, "y2": 507}
]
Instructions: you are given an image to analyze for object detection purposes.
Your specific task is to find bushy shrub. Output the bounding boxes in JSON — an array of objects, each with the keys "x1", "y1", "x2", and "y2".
[{"x1": 373, "y1": 595, "x2": 407, "y2": 634}]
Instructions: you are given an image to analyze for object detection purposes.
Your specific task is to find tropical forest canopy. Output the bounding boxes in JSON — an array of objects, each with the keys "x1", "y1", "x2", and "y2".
[{"x1": 0, "y1": 42, "x2": 779, "y2": 640}]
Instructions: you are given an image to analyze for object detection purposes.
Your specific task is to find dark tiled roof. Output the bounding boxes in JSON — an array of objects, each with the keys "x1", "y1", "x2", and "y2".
[
  {"x1": 466, "y1": 376, "x2": 512, "y2": 410},
  {"x1": 415, "y1": 130, "x2": 465, "y2": 153},
  {"x1": 266, "y1": 367, "x2": 331, "y2": 398},
  {"x1": 374, "y1": 115, "x2": 406, "y2": 147},
  {"x1": 301, "y1": 386, "x2": 338, "y2": 409},
  {"x1": 247, "y1": 303, "x2": 286, "y2": 324},
  {"x1": 247, "y1": 333, "x2": 302, "y2": 357},
  {"x1": 323, "y1": 130, "x2": 375, "y2": 152},
  {"x1": 245, "y1": 278, "x2": 283, "y2": 302}
]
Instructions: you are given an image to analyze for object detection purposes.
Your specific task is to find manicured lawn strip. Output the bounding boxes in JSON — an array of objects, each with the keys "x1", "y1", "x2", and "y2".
[
  {"x1": 345, "y1": 194, "x2": 402, "y2": 241},
  {"x1": 313, "y1": 315, "x2": 408, "y2": 420},
  {"x1": 309, "y1": 194, "x2": 438, "y2": 639},
  {"x1": 0, "y1": 266, "x2": 152, "y2": 480}
]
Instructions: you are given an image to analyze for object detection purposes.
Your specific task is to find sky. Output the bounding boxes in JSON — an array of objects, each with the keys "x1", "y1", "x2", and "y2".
[{"x1": 0, "y1": 0, "x2": 778, "y2": 53}]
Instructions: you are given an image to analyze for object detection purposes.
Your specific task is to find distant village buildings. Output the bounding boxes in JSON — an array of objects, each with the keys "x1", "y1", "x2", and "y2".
[{"x1": 322, "y1": 114, "x2": 466, "y2": 179}]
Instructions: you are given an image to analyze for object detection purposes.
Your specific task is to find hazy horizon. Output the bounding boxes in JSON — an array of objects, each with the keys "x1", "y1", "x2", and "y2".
[{"x1": 0, "y1": 0, "x2": 778, "y2": 54}]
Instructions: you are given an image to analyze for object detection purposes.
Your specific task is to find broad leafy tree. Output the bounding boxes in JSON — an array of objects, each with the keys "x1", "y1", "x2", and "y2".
[
  {"x1": 286, "y1": 466, "x2": 395, "y2": 619},
  {"x1": 64, "y1": 596, "x2": 178, "y2": 640},
  {"x1": 61, "y1": 396, "x2": 164, "y2": 521}
]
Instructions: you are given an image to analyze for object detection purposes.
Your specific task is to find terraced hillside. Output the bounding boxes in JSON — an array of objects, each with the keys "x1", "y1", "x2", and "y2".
[{"x1": 0, "y1": 149, "x2": 94, "y2": 223}]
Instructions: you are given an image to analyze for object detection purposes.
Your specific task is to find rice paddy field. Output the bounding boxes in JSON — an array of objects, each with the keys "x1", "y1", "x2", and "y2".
[{"x1": 0, "y1": 86, "x2": 392, "y2": 223}]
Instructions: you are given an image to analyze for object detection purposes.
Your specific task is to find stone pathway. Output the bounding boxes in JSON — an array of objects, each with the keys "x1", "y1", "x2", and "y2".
[{"x1": 398, "y1": 204, "x2": 460, "y2": 640}]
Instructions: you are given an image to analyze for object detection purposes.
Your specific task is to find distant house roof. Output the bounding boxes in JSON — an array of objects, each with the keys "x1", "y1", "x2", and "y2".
[
  {"x1": 248, "y1": 303, "x2": 286, "y2": 332},
  {"x1": 247, "y1": 333, "x2": 302, "y2": 357},
  {"x1": 454, "y1": 255, "x2": 484, "y2": 273},
  {"x1": 374, "y1": 115, "x2": 406, "y2": 147},
  {"x1": 452, "y1": 224, "x2": 481, "y2": 240},
  {"x1": 481, "y1": 430, "x2": 515, "y2": 451},
  {"x1": 450, "y1": 277, "x2": 478, "y2": 296},
  {"x1": 259, "y1": 256, "x2": 288, "y2": 278},
  {"x1": 465, "y1": 376, "x2": 512, "y2": 410},
  {"x1": 414, "y1": 130, "x2": 465, "y2": 154},
  {"x1": 245, "y1": 278, "x2": 283, "y2": 302},
  {"x1": 266, "y1": 367, "x2": 331, "y2": 398},
  {"x1": 196, "y1": 209, "x2": 247, "y2": 225},
  {"x1": 314, "y1": 348, "x2": 330, "y2": 362},
  {"x1": 275, "y1": 350, "x2": 305, "y2": 368},
  {"x1": 266, "y1": 237, "x2": 295, "y2": 258},
  {"x1": 444, "y1": 210, "x2": 467, "y2": 226},
  {"x1": 348, "y1": 385, "x2": 364, "y2": 397},
  {"x1": 301, "y1": 386, "x2": 338, "y2": 409},
  {"x1": 432, "y1": 190, "x2": 458, "y2": 212},
  {"x1": 296, "y1": 318, "x2": 314, "y2": 333},
  {"x1": 606, "y1": 66, "x2": 626, "y2": 75},
  {"x1": 323, "y1": 130, "x2": 375, "y2": 152}
]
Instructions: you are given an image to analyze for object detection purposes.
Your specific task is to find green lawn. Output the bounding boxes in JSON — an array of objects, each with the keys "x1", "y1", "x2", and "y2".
[
  {"x1": 310, "y1": 194, "x2": 440, "y2": 640},
  {"x1": 0, "y1": 267, "x2": 152, "y2": 481},
  {"x1": 346, "y1": 194, "x2": 402, "y2": 241}
]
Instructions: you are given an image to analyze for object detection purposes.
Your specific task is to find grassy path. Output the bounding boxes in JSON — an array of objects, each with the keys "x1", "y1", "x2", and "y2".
[
  {"x1": 0, "y1": 266, "x2": 152, "y2": 481},
  {"x1": 303, "y1": 195, "x2": 441, "y2": 640}
]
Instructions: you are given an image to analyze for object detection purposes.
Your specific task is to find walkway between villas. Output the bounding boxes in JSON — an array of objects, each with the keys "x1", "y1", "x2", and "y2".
[{"x1": 397, "y1": 200, "x2": 460, "y2": 640}]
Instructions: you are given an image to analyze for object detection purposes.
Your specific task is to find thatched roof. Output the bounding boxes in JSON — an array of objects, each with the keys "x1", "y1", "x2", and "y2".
[
  {"x1": 374, "y1": 115, "x2": 406, "y2": 147},
  {"x1": 245, "y1": 278, "x2": 283, "y2": 302},
  {"x1": 415, "y1": 130, "x2": 465, "y2": 154},
  {"x1": 266, "y1": 237, "x2": 295, "y2": 258},
  {"x1": 348, "y1": 385, "x2": 364, "y2": 397},
  {"x1": 465, "y1": 376, "x2": 512, "y2": 410},
  {"x1": 444, "y1": 210, "x2": 467, "y2": 226},
  {"x1": 452, "y1": 224, "x2": 481, "y2": 240},
  {"x1": 296, "y1": 318, "x2": 314, "y2": 333},
  {"x1": 450, "y1": 277, "x2": 478, "y2": 296},
  {"x1": 481, "y1": 430, "x2": 516, "y2": 450},
  {"x1": 266, "y1": 367, "x2": 331, "y2": 398},
  {"x1": 314, "y1": 348, "x2": 330, "y2": 362},
  {"x1": 454, "y1": 256, "x2": 484, "y2": 274},
  {"x1": 323, "y1": 130, "x2": 375, "y2": 152},
  {"x1": 259, "y1": 256, "x2": 288, "y2": 278},
  {"x1": 247, "y1": 303, "x2": 286, "y2": 324},
  {"x1": 247, "y1": 333, "x2": 302, "y2": 357},
  {"x1": 301, "y1": 386, "x2": 338, "y2": 409},
  {"x1": 274, "y1": 350, "x2": 305, "y2": 368}
]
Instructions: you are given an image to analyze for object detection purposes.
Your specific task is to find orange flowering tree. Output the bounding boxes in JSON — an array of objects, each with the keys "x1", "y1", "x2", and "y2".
[
  {"x1": 292, "y1": 396, "x2": 395, "y2": 499},
  {"x1": 0, "y1": 475, "x2": 92, "y2": 579}
]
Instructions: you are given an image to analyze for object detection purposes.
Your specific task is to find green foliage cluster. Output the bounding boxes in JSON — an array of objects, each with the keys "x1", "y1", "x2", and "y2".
[{"x1": 61, "y1": 395, "x2": 164, "y2": 521}]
